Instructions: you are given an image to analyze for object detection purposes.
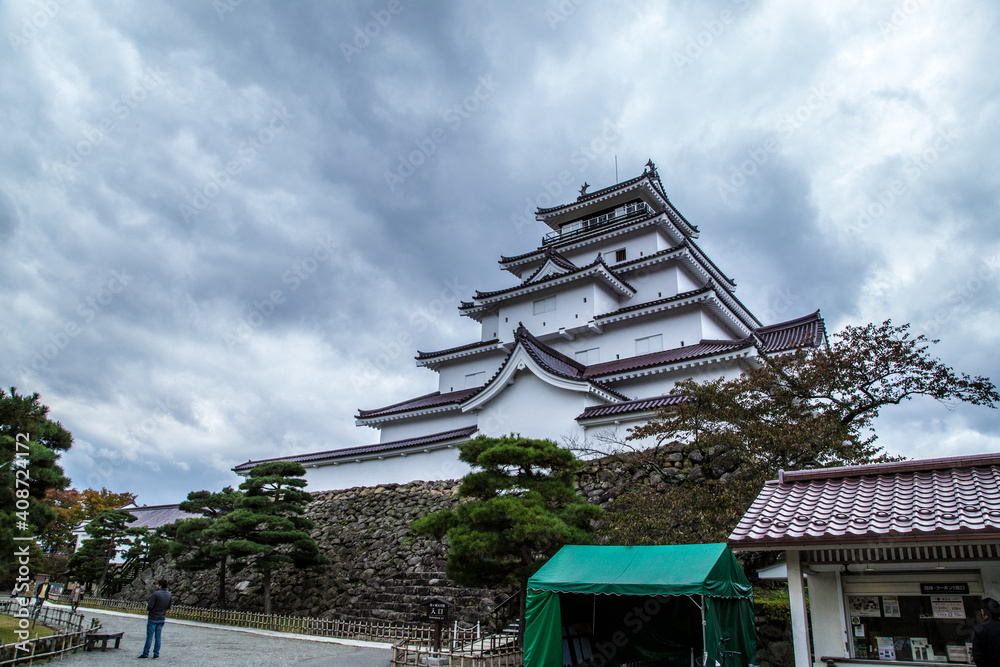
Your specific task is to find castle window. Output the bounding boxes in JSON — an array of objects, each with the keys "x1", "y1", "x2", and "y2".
[
  {"x1": 615, "y1": 248, "x2": 627, "y2": 262},
  {"x1": 533, "y1": 295, "x2": 556, "y2": 314},
  {"x1": 575, "y1": 348, "x2": 600, "y2": 364},
  {"x1": 635, "y1": 334, "x2": 663, "y2": 355}
]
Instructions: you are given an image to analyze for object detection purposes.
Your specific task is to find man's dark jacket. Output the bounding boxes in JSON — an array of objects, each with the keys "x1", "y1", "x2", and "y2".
[
  {"x1": 974, "y1": 618, "x2": 1000, "y2": 667},
  {"x1": 147, "y1": 589, "x2": 172, "y2": 621}
]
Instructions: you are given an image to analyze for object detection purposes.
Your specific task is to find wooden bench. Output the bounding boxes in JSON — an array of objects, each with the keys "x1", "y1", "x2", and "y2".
[{"x1": 85, "y1": 631, "x2": 124, "y2": 652}]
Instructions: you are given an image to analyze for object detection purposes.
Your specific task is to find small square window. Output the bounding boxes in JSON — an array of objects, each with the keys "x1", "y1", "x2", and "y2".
[
  {"x1": 533, "y1": 296, "x2": 556, "y2": 314},
  {"x1": 615, "y1": 248, "x2": 627, "y2": 262}
]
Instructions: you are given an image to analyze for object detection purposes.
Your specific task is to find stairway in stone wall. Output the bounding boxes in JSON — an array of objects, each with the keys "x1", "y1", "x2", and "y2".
[{"x1": 356, "y1": 570, "x2": 507, "y2": 626}]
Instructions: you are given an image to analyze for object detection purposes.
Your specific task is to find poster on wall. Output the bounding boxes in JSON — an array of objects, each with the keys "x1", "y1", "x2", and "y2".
[
  {"x1": 931, "y1": 596, "x2": 966, "y2": 619},
  {"x1": 850, "y1": 596, "x2": 882, "y2": 617},
  {"x1": 883, "y1": 596, "x2": 901, "y2": 617},
  {"x1": 911, "y1": 638, "x2": 934, "y2": 662},
  {"x1": 877, "y1": 636, "x2": 896, "y2": 660}
]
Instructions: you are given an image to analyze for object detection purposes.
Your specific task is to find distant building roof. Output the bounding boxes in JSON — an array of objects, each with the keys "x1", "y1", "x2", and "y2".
[{"x1": 728, "y1": 452, "x2": 1000, "y2": 550}]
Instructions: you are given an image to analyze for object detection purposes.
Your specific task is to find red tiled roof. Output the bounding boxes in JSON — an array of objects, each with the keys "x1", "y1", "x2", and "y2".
[
  {"x1": 755, "y1": 310, "x2": 826, "y2": 353},
  {"x1": 415, "y1": 339, "x2": 500, "y2": 361},
  {"x1": 472, "y1": 255, "x2": 635, "y2": 300},
  {"x1": 509, "y1": 325, "x2": 630, "y2": 401},
  {"x1": 233, "y1": 426, "x2": 479, "y2": 472},
  {"x1": 522, "y1": 248, "x2": 579, "y2": 283},
  {"x1": 584, "y1": 339, "x2": 754, "y2": 378},
  {"x1": 594, "y1": 286, "x2": 712, "y2": 320},
  {"x1": 357, "y1": 388, "x2": 479, "y2": 419},
  {"x1": 577, "y1": 395, "x2": 688, "y2": 420},
  {"x1": 728, "y1": 453, "x2": 1000, "y2": 549}
]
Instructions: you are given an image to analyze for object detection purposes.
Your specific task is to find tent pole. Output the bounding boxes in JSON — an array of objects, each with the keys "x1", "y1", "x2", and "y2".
[
  {"x1": 592, "y1": 596, "x2": 596, "y2": 634},
  {"x1": 701, "y1": 594, "x2": 708, "y2": 667}
]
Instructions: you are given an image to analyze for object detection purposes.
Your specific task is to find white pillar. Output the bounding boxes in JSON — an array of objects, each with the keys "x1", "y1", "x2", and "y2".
[{"x1": 786, "y1": 550, "x2": 812, "y2": 667}]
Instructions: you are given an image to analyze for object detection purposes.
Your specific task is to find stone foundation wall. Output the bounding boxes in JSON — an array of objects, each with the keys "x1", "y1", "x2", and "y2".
[
  {"x1": 119, "y1": 451, "x2": 792, "y2": 667},
  {"x1": 119, "y1": 480, "x2": 508, "y2": 625}
]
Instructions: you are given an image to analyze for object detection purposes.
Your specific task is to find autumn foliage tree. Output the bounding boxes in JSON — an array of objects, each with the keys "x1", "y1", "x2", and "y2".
[
  {"x1": 600, "y1": 320, "x2": 1000, "y2": 546},
  {"x1": 41, "y1": 487, "x2": 137, "y2": 555}
]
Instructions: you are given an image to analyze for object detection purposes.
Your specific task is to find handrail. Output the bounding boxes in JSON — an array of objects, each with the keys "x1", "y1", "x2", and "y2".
[{"x1": 542, "y1": 202, "x2": 654, "y2": 246}]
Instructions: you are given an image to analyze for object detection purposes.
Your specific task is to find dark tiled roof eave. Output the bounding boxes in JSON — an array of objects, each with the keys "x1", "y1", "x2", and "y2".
[
  {"x1": 577, "y1": 394, "x2": 688, "y2": 420},
  {"x1": 473, "y1": 258, "x2": 633, "y2": 301},
  {"x1": 356, "y1": 388, "x2": 479, "y2": 419},
  {"x1": 728, "y1": 455, "x2": 1000, "y2": 550},
  {"x1": 233, "y1": 426, "x2": 479, "y2": 472},
  {"x1": 583, "y1": 339, "x2": 755, "y2": 378},
  {"x1": 416, "y1": 339, "x2": 501, "y2": 361}
]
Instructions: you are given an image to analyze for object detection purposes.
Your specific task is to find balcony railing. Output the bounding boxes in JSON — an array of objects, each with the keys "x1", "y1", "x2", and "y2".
[{"x1": 542, "y1": 201, "x2": 653, "y2": 246}]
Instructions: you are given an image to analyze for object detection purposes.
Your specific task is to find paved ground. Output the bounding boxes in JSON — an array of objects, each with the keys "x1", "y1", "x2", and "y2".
[{"x1": 55, "y1": 608, "x2": 393, "y2": 667}]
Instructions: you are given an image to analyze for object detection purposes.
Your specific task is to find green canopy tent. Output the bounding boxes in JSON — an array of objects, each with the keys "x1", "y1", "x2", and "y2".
[{"x1": 524, "y1": 544, "x2": 755, "y2": 667}]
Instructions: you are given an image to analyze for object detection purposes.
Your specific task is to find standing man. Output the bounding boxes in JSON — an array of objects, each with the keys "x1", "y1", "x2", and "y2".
[
  {"x1": 138, "y1": 579, "x2": 172, "y2": 660},
  {"x1": 31, "y1": 577, "x2": 50, "y2": 621},
  {"x1": 70, "y1": 585, "x2": 82, "y2": 613},
  {"x1": 973, "y1": 597, "x2": 1000, "y2": 667}
]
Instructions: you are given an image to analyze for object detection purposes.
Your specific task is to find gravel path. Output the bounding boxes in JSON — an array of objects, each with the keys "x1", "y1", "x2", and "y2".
[{"x1": 57, "y1": 609, "x2": 392, "y2": 667}]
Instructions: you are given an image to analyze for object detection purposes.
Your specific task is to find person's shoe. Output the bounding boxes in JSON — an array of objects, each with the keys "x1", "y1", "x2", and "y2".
[{"x1": 137, "y1": 656, "x2": 148, "y2": 659}]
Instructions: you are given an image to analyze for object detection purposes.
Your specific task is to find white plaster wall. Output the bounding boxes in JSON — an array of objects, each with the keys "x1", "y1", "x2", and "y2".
[
  {"x1": 480, "y1": 314, "x2": 500, "y2": 341},
  {"x1": 496, "y1": 283, "x2": 595, "y2": 343},
  {"x1": 303, "y1": 447, "x2": 471, "y2": 491},
  {"x1": 436, "y1": 352, "x2": 507, "y2": 393},
  {"x1": 552, "y1": 307, "x2": 706, "y2": 362},
  {"x1": 676, "y1": 265, "x2": 700, "y2": 292},
  {"x1": 806, "y1": 570, "x2": 848, "y2": 664},
  {"x1": 376, "y1": 412, "x2": 478, "y2": 443},
  {"x1": 474, "y1": 371, "x2": 588, "y2": 445},
  {"x1": 605, "y1": 359, "x2": 749, "y2": 398},
  {"x1": 701, "y1": 310, "x2": 734, "y2": 340},
  {"x1": 558, "y1": 227, "x2": 663, "y2": 268},
  {"x1": 618, "y1": 264, "x2": 680, "y2": 305}
]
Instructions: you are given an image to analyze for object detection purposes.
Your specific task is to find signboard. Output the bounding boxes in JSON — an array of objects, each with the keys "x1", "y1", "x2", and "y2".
[
  {"x1": 920, "y1": 583, "x2": 969, "y2": 595},
  {"x1": 930, "y1": 596, "x2": 966, "y2": 619},
  {"x1": 427, "y1": 600, "x2": 449, "y2": 622}
]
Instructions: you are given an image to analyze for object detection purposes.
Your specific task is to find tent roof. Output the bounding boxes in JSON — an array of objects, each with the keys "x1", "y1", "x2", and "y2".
[{"x1": 527, "y1": 543, "x2": 752, "y2": 598}]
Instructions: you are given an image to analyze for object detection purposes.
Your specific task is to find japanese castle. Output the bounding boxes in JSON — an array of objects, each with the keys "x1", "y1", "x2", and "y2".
[{"x1": 235, "y1": 161, "x2": 825, "y2": 490}]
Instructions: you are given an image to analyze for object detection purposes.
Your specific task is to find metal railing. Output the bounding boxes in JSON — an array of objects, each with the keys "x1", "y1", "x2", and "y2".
[
  {"x1": 391, "y1": 636, "x2": 523, "y2": 666},
  {"x1": 542, "y1": 201, "x2": 653, "y2": 246}
]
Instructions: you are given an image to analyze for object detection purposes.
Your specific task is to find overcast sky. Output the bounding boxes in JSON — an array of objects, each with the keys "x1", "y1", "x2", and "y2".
[{"x1": 3, "y1": 0, "x2": 999, "y2": 505}]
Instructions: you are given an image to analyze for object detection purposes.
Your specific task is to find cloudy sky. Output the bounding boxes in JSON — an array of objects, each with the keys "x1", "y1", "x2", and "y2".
[{"x1": 2, "y1": 0, "x2": 999, "y2": 505}]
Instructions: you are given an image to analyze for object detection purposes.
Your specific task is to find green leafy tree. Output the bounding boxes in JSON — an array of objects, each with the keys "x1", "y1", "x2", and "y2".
[
  {"x1": 604, "y1": 320, "x2": 1000, "y2": 545},
  {"x1": 67, "y1": 508, "x2": 137, "y2": 594},
  {"x1": 412, "y1": 435, "x2": 602, "y2": 646},
  {"x1": 0, "y1": 388, "x2": 73, "y2": 580},
  {"x1": 215, "y1": 462, "x2": 329, "y2": 615},
  {"x1": 165, "y1": 486, "x2": 242, "y2": 608}
]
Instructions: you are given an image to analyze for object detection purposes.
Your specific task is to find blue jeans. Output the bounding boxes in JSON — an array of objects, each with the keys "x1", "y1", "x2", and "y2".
[{"x1": 142, "y1": 620, "x2": 165, "y2": 657}]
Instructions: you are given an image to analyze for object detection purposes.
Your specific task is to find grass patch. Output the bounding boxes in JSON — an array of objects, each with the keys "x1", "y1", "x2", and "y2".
[{"x1": 0, "y1": 614, "x2": 55, "y2": 644}]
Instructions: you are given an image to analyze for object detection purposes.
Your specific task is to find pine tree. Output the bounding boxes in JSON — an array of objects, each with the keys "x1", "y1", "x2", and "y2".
[
  {"x1": 216, "y1": 462, "x2": 329, "y2": 615},
  {"x1": 67, "y1": 508, "x2": 137, "y2": 594},
  {"x1": 165, "y1": 487, "x2": 242, "y2": 608},
  {"x1": 412, "y1": 435, "x2": 601, "y2": 646}
]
